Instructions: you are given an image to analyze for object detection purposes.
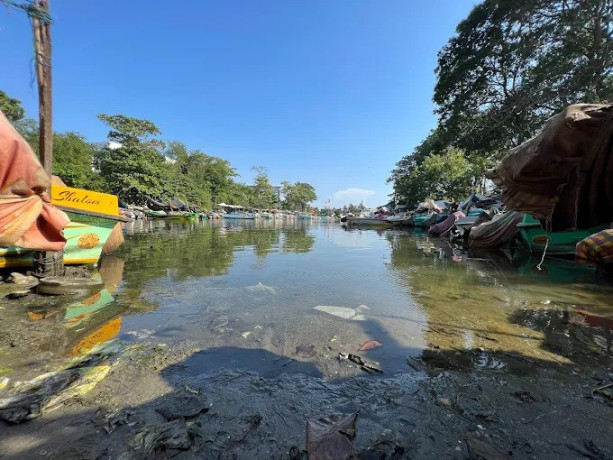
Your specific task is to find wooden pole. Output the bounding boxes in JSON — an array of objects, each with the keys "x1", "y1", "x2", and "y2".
[
  {"x1": 31, "y1": 0, "x2": 63, "y2": 276},
  {"x1": 33, "y1": 0, "x2": 53, "y2": 177}
]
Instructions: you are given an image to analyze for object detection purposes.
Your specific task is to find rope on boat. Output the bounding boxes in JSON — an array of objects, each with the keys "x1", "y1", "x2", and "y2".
[{"x1": 536, "y1": 237, "x2": 549, "y2": 271}]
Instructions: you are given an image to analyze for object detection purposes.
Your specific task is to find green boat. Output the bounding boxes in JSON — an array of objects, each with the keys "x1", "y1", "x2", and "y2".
[
  {"x1": 145, "y1": 210, "x2": 168, "y2": 218},
  {"x1": 516, "y1": 214, "x2": 609, "y2": 256}
]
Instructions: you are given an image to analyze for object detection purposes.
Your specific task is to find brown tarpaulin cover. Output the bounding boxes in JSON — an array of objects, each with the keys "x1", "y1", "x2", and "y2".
[
  {"x1": 488, "y1": 103, "x2": 613, "y2": 232},
  {"x1": 0, "y1": 111, "x2": 69, "y2": 250}
]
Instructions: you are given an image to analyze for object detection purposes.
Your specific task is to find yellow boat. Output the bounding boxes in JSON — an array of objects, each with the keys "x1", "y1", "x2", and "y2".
[{"x1": 0, "y1": 185, "x2": 128, "y2": 267}]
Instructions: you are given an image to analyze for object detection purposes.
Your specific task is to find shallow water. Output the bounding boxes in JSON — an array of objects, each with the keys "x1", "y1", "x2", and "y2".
[{"x1": 3, "y1": 219, "x2": 613, "y2": 380}]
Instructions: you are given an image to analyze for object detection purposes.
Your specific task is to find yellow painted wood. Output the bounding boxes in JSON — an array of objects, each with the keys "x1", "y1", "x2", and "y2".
[{"x1": 51, "y1": 185, "x2": 120, "y2": 216}]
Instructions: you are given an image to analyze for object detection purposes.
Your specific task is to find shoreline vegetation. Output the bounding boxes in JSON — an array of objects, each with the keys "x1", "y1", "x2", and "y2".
[{"x1": 1, "y1": 94, "x2": 321, "y2": 214}]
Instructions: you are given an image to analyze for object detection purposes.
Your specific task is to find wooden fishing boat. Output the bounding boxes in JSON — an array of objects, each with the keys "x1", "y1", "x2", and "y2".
[
  {"x1": 145, "y1": 209, "x2": 167, "y2": 218},
  {"x1": 345, "y1": 216, "x2": 393, "y2": 227},
  {"x1": 222, "y1": 211, "x2": 256, "y2": 220},
  {"x1": 516, "y1": 214, "x2": 608, "y2": 256},
  {"x1": 0, "y1": 185, "x2": 128, "y2": 267}
]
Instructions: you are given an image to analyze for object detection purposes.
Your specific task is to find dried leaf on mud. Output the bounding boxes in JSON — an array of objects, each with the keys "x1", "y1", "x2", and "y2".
[{"x1": 306, "y1": 411, "x2": 359, "y2": 460}]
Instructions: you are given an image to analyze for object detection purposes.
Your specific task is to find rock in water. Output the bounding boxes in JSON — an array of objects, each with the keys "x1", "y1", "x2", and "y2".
[{"x1": 36, "y1": 276, "x2": 104, "y2": 295}]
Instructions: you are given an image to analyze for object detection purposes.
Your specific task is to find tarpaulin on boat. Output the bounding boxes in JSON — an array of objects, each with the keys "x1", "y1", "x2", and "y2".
[
  {"x1": 0, "y1": 111, "x2": 69, "y2": 250},
  {"x1": 428, "y1": 211, "x2": 465, "y2": 236},
  {"x1": 576, "y1": 229, "x2": 613, "y2": 266},
  {"x1": 468, "y1": 211, "x2": 523, "y2": 248},
  {"x1": 488, "y1": 104, "x2": 613, "y2": 232}
]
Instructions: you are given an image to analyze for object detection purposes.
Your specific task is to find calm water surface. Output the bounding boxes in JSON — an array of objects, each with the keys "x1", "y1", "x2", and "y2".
[{"x1": 4, "y1": 219, "x2": 613, "y2": 379}]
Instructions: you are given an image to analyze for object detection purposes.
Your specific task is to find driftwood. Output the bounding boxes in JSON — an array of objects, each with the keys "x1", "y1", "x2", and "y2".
[{"x1": 488, "y1": 103, "x2": 613, "y2": 231}]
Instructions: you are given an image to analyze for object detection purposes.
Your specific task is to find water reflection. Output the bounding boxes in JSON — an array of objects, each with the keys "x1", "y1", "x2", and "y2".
[
  {"x1": 2, "y1": 254, "x2": 128, "y2": 380},
  {"x1": 3, "y1": 222, "x2": 613, "y2": 383},
  {"x1": 386, "y1": 231, "x2": 613, "y2": 371}
]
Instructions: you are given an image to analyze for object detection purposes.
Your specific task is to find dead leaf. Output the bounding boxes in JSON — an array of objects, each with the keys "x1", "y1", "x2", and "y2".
[{"x1": 306, "y1": 412, "x2": 359, "y2": 460}]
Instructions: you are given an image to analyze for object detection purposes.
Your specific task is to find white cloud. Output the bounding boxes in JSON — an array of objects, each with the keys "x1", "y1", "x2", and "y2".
[{"x1": 331, "y1": 188, "x2": 375, "y2": 206}]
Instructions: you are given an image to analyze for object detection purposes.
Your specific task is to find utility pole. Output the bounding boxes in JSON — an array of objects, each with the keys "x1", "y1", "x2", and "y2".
[
  {"x1": 32, "y1": 0, "x2": 53, "y2": 177},
  {"x1": 31, "y1": 0, "x2": 62, "y2": 275}
]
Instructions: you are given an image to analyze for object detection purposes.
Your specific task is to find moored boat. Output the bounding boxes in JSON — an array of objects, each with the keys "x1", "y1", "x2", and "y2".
[
  {"x1": 516, "y1": 214, "x2": 608, "y2": 256},
  {"x1": 0, "y1": 184, "x2": 129, "y2": 267},
  {"x1": 345, "y1": 216, "x2": 393, "y2": 227}
]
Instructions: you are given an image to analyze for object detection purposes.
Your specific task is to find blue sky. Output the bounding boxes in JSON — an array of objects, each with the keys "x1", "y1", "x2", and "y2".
[{"x1": 1, "y1": 0, "x2": 476, "y2": 208}]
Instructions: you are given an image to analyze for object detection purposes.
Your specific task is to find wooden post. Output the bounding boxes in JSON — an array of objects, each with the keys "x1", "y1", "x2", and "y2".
[
  {"x1": 31, "y1": 0, "x2": 63, "y2": 276},
  {"x1": 33, "y1": 0, "x2": 53, "y2": 177}
]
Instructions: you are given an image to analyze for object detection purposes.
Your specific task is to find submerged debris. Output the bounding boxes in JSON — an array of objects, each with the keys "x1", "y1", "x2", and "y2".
[
  {"x1": 358, "y1": 340, "x2": 382, "y2": 351},
  {"x1": 155, "y1": 394, "x2": 209, "y2": 421},
  {"x1": 593, "y1": 383, "x2": 613, "y2": 401},
  {"x1": 314, "y1": 305, "x2": 369, "y2": 321},
  {"x1": 244, "y1": 282, "x2": 277, "y2": 295},
  {"x1": 338, "y1": 353, "x2": 383, "y2": 374}
]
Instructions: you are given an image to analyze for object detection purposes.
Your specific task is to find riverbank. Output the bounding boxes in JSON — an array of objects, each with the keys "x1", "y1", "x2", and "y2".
[
  {"x1": 1, "y1": 221, "x2": 612, "y2": 458},
  {"x1": 1, "y1": 336, "x2": 612, "y2": 459}
]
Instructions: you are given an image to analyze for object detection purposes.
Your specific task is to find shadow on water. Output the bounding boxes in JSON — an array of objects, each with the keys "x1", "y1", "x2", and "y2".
[{"x1": 175, "y1": 346, "x2": 323, "y2": 378}]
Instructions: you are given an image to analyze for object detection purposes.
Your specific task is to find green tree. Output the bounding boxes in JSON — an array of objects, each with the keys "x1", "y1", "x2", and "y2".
[
  {"x1": 53, "y1": 132, "x2": 107, "y2": 190},
  {"x1": 96, "y1": 114, "x2": 168, "y2": 204},
  {"x1": 15, "y1": 119, "x2": 108, "y2": 191},
  {"x1": 250, "y1": 166, "x2": 277, "y2": 209},
  {"x1": 434, "y1": 0, "x2": 613, "y2": 157},
  {"x1": 388, "y1": 129, "x2": 448, "y2": 187},
  {"x1": 0, "y1": 90, "x2": 25, "y2": 122},
  {"x1": 281, "y1": 181, "x2": 317, "y2": 211},
  {"x1": 394, "y1": 148, "x2": 474, "y2": 208}
]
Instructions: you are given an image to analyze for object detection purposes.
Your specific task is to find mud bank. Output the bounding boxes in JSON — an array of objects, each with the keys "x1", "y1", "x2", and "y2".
[{"x1": 1, "y1": 341, "x2": 612, "y2": 460}]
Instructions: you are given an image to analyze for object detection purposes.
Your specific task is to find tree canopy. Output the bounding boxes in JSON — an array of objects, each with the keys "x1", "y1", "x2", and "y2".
[
  {"x1": 281, "y1": 181, "x2": 317, "y2": 211},
  {"x1": 390, "y1": 0, "x2": 613, "y2": 206},
  {"x1": 96, "y1": 114, "x2": 169, "y2": 204},
  {"x1": 250, "y1": 166, "x2": 278, "y2": 209},
  {"x1": 1, "y1": 91, "x2": 321, "y2": 211},
  {"x1": 0, "y1": 90, "x2": 25, "y2": 122},
  {"x1": 434, "y1": 0, "x2": 613, "y2": 156}
]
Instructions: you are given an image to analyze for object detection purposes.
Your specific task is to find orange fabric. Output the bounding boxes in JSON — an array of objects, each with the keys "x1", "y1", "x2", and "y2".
[{"x1": 0, "y1": 110, "x2": 69, "y2": 250}]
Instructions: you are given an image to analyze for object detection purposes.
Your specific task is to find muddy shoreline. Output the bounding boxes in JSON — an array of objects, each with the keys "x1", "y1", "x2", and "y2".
[{"x1": 1, "y1": 337, "x2": 612, "y2": 460}]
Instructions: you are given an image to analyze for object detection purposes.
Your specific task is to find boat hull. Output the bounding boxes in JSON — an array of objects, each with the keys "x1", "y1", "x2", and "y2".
[
  {"x1": 345, "y1": 217, "x2": 393, "y2": 227},
  {"x1": 0, "y1": 211, "x2": 120, "y2": 267},
  {"x1": 517, "y1": 215, "x2": 608, "y2": 255},
  {"x1": 223, "y1": 212, "x2": 256, "y2": 220}
]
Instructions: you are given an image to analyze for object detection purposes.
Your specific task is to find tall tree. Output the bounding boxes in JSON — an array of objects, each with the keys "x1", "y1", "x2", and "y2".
[
  {"x1": 250, "y1": 166, "x2": 277, "y2": 209},
  {"x1": 434, "y1": 0, "x2": 613, "y2": 157},
  {"x1": 96, "y1": 114, "x2": 168, "y2": 204},
  {"x1": 393, "y1": 148, "x2": 474, "y2": 208},
  {"x1": 281, "y1": 181, "x2": 317, "y2": 211}
]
